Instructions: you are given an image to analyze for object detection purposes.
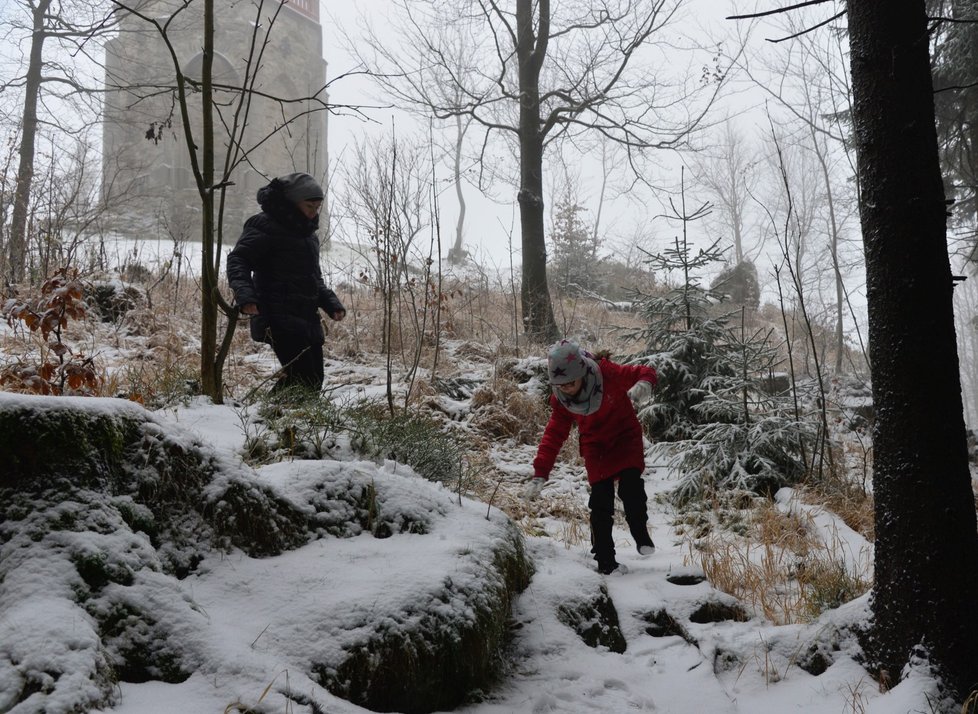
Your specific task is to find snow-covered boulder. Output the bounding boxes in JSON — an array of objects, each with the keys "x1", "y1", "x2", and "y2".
[{"x1": 0, "y1": 394, "x2": 532, "y2": 713}]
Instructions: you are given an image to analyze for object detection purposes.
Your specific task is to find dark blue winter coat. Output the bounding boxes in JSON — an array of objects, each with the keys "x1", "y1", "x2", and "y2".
[{"x1": 226, "y1": 179, "x2": 345, "y2": 346}]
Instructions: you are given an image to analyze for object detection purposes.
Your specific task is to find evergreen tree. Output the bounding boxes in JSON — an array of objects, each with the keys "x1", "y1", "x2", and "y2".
[
  {"x1": 710, "y1": 260, "x2": 761, "y2": 309},
  {"x1": 929, "y1": 0, "x2": 978, "y2": 262},
  {"x1": 549, "y1": 199, "x2": 600, "y2": 295},
  {"x1": 626, "y1": 228, "x2": 815, "y2": 501}
]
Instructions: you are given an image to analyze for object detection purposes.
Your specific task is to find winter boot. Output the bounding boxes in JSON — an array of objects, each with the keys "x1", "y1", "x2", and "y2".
[{"x1": 598, "y1": 562, "x2": 629, "y2": 576}]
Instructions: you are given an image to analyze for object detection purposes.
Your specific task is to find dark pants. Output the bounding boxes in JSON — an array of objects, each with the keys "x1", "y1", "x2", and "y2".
[
  {"x1": 267, "y1": 331, "x2": 324, "y2": 396},
  {"x1": 588, "y1": 468, "x2": 654, "y2": 571}
]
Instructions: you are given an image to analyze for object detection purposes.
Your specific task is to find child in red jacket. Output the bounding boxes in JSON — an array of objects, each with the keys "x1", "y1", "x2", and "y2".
[{"x1": 525, "y1": 339, "x2": 657, "y2": 575}]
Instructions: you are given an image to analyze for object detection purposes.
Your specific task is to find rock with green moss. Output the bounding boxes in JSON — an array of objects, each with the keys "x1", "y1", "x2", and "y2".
[
  {"x1": 312, "y1": 521, "x2": 531, "y2": 713},
  {"x1": 0, "y1": 394, "x2": 535, "y2": 713},
  {"x1": 556, "y1": 586, "x2": 627, "y2": 653}
]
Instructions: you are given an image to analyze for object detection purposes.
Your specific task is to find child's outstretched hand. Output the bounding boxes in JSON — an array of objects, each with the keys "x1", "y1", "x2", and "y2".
[
  {"x1": 627, "y1": 380, "x2": 653, "y2": 407},
  {"x1": 523, "y1": 477, "x2": 547, "y2": 501}
]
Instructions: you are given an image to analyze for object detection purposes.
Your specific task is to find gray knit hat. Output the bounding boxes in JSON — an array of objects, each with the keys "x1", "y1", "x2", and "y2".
[
  {"x1": 547, "y1": 339, "x2": 591, "y2": 384},
  {"x1": 278, "y1": 172, "x2": 324, "y2": 203}
]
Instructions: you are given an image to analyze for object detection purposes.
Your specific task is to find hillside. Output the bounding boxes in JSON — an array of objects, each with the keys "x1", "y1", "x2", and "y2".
[{"x1": 0, "y1": 258, "x2": 952, "y2": 714}]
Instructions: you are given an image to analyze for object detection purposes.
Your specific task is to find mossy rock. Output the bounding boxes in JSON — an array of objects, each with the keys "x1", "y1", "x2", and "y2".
[
  {"x1": 94, "y1": 601, "x2": 193, "y2": 683},
  {"x1": 88, "y1": 280, "x2": 143, "y2": 323},
  {"x1": 0, "y1": 395, "x2": 141, "y2": 488},
  {"x1": 0, "y1": 394, "x2": 311, "y2": 570},
  {"x1": 203, "y1": 479, "x2": 310, "y2": 556},
  {"x1": 556, "y1": 585, "x2": 627, "y2": 653},
  {"x1": 313, "y1": 522, "x2": 532, "y2": 713},
  {"x1": 0, "y1": 395, "x2": 537, "y2": 712},
  {"x1": 641, "y1": 608, "x2": 697, "y2": 645},
  {"x1": 689, "y1": 599, "x2": 750, "y2": 624}
]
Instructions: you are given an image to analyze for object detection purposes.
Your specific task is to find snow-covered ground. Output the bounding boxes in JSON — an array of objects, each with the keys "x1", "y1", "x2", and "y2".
[
  {"x1": 0, "y1": 271, "x2": 943, "y2": 714},
  {"x1": 0, "y1": 390, "x2": 932, "y2": 714}
]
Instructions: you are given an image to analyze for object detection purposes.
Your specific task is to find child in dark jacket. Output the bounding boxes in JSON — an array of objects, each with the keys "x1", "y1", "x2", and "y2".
[{"x1": 525, "y1": 339, "x2": 657, "y2": 575}]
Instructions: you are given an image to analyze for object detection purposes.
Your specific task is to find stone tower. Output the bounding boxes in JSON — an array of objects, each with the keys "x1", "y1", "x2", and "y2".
[{"x1": 102, "y1": 0, "x2": 327, "y2": 240}]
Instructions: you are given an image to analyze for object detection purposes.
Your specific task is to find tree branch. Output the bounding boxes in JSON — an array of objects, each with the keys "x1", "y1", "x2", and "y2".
[
  {"x1": 727, "y1": 0, "x2": 835, "y2": 21},
  {"x1": 767, "y1": 10, "x2": 846, "y2": 43}
]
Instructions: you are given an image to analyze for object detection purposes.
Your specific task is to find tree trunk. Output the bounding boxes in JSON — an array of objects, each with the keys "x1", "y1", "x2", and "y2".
[
  {"x1": 449, "y1": 114, "x2": 467, "y2": 263},
  {"x1": 846, "y1": 0, "x2": 978, "y2": 698},
  {"x1": 199, "y1": 0, "x2": 222, "y2": 402},
  {"x1": 808, "y1": 125, "x2": 846, "y2": 374},
  {"x1": 8, "y1": 0, "x2": 52, "y2": 286},
  {"x1": 515, "y1": 0, "x2": 557, "y2": 343}
]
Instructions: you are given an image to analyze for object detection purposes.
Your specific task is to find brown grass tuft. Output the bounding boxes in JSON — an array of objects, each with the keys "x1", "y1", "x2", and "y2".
[
  {"x1": 469, "y1": 378, "x2": 549, "y2": 445},
  {"x1": 685, "y1": 498, "x2": 871, "y2": 625}
]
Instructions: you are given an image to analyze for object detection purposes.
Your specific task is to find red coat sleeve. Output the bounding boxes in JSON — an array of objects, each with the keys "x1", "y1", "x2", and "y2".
[
  {"x1": 612, "y1": 361, "x2": 657, "y2": 390},
  {"x1": 532, "y1": 395, "x2": 573, "y2": 479}
]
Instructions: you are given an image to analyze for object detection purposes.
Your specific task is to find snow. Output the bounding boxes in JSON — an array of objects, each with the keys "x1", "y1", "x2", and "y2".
[
  {"x1": 775, "y1": 488, "x2": 875, "y2": 581},
  {"x1": 0, "y1": 372, "x2": 943, "y2": 714}
]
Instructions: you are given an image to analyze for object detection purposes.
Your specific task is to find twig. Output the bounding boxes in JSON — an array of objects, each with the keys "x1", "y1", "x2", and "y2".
[
  {"x1": 767, "y1": 11, "x2": 846, "y2": 43},
  {"x1": 250, "y1": 623, "x2": 270, "y2": 648},
  {"x1": 486, "y1": 478, "x2": 504, "y2": 520}
]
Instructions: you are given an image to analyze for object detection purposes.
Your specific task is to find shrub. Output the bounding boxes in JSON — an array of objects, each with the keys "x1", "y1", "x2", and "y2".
[
  {"x1": 1, "y1": 268, "x2": 102, "y2": 395},
  {"x1": 349, "y1": 403, "x2": 463, "y2": 485}
]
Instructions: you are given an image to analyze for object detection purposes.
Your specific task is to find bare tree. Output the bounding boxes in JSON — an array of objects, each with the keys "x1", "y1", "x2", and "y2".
[
  {"x1": 952, "y1": 274, "x2": 978, "y2": 427},
  {"x1": 447, "y1": 113, "x2": 475, "y2": 264},
  {"x1": 337, "y1": 133, "x2": 433, "y2": 290},
  {"x1": 735, "y1": 12, "x2": 864, "y2": 373},
  {"x1": 354, "y1": 0, "x2": 728, "y2": 342},
  {"x1": 1, "y1": 0, "x2": 116, "y2": 286},
  {"x1": 690, "y1": 119, "x2": 760, "y2": 265}
]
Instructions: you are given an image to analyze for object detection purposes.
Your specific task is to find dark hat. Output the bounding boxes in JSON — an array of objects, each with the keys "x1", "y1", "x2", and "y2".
[{"x1": 278, "y1": 172, "x2": 324, "y2": 204}]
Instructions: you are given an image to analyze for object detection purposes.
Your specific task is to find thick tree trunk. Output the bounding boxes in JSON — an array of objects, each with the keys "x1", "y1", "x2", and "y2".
[
  {"x1": 846, "y1": 0, "x2": 978, "y2": 698},
  {"x1": 8, "y1": 0, "x2": 53, "y2": 286},
  {"x1": 515, "y1": 0, "x2": 557, "y2": 344}
]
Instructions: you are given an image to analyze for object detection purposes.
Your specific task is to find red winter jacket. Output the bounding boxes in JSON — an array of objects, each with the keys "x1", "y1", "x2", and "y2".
[{"x1": 533, "y1": 359, "x2": 657, "y2": 485}]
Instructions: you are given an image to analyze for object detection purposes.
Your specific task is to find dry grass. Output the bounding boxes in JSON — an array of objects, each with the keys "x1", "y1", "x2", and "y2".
[
  {"x1": 470, "y1": 378, "x2": 549, "y2": 445},
  {"x1": 800, "y1": 481, "x2": 875, "y2": 543},
  {"x1": 797, "y1": 442, "x2": 875, "y2": 542},
  {"x1": 685, "y1": 499, "x2": 872, "y2": 625},
  {"x1": 962, "y1": 688, "x2": 978, "y2": 714},
  {"x1": 507, "y1": 490, "x2": 592, "y2": 548}
]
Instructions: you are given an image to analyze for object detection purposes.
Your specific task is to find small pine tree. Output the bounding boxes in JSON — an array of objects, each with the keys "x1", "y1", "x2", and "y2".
[
  {"x1": 625, "y1": 182, "x2": 816, "y2": 501},
  {"x1": 550, "y1": 198, "x2": 600, "y2": 295},
  {"x1": 626, "y1": 235, "x2": 743, "y2": 442}
]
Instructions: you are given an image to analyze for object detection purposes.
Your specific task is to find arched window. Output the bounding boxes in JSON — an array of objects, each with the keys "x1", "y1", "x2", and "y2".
[{"x1": 182, "y1": 51, "x2": 239, "y2": 86}]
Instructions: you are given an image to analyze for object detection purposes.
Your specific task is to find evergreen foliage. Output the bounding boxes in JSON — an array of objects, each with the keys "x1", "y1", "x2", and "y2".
[
  {"x1": 549, "y1": 198, "x2": 601, "y2": 296},
  {"x1": 547, "y1": 198, "x2": 655, "y2": 301},
  {"x1": 929, "y1": 0, "x2": 978, "y2": 251},
  {"x1": 626, "y1": 230, "x2": 817, "y2": 501},
  {"x1": 710, "y1": 260, "x2": 761, "y2": 309},
  {"x1": 349, "y1": 403, "x2": 463, "y2": 485},
  {"x1": 626, "y1": 236, "x2": 742, "y2": 442}
]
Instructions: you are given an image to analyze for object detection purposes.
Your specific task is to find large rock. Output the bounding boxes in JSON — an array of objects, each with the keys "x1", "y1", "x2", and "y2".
[{"x1": 0, "y1": 394, "x2": 532, "y2": 713}]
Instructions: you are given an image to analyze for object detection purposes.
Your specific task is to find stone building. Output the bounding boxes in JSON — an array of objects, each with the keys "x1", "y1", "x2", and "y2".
[{"x1": 102, "y1": 0, "x2": 328, "y2": 240}]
